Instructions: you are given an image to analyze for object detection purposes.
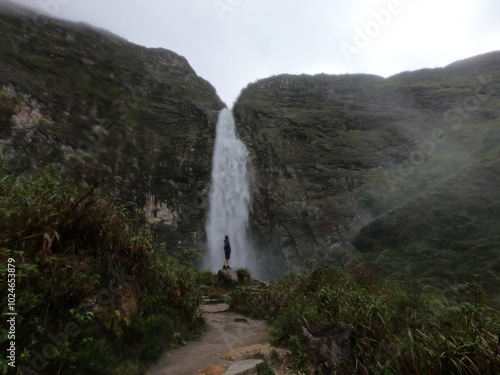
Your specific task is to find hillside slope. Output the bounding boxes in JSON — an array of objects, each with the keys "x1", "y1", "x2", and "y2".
[{"x1": 233, "y1": 51, "x2": 500, "y2": 291}]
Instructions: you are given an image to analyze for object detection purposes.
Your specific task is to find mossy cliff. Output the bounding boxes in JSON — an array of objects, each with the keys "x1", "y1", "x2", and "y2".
[
  {"x1": 0, "y1": 2, "x2": 224, "y2": 253},
  {"x1": 233, "y1": 51, "x2": 500, "y2": 292}
]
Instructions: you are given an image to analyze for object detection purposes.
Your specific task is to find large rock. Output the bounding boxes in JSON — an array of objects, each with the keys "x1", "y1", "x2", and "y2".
[
  {"x1": 300, "y1": 322, "x2": 354, "y2": 369},
  {"x1": 218, "y1": 268, "x2": 239, "y2": 284}
]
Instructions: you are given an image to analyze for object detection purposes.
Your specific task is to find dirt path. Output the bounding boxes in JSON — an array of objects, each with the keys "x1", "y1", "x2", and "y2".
[{"x1": 145, "y1": 304, "x2": 269, "y2": 375}]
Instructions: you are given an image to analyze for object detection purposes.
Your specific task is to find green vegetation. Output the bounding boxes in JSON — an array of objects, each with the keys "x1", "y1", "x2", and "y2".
[
  {"x1": 230, "y1": 266, "x2": 500, "y2": 374},
  {"x1": 354, "y1": 146, "x2": 500, "y2": 304},
  {"x1": 0, "y1": 165, "x2": 203, "y2": 375},
  {"x1": 236, "y1": 267, "x2": 252, "y2": 285},
  {"x1": 257, "y1": 361, "x2": 276, "y2": 375},
  {"x1": 234, "y1": 52, "x2": 500, "y2": 305}
]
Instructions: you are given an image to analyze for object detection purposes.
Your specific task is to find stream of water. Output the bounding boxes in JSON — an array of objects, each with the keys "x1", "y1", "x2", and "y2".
[{"x1": 204, "y1": 108, "x2": 258, "y2": 275}]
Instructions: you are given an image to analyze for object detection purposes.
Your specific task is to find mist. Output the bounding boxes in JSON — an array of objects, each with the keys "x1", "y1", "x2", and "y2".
[{"x1": 4, "y1": 0, "x2": 500, "y2": 106}]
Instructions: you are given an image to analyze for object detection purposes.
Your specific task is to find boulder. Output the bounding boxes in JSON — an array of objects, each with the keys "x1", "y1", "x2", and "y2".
[
  {"x1": 218, "y1": 268, "x2": 239, "y2": 284},
  {"x1": 300, "y1": 322, "x2": 354, "y2": 369}
]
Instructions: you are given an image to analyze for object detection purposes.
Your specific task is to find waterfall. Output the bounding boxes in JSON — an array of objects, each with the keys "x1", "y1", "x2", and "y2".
[{"x1": 204, "y1": 108, "x2": 257, "y2": 274}]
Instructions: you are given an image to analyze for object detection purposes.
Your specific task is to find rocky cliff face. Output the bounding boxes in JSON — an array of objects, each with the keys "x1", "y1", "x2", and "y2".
[
  {"x1": 2, "y1": 3, "x2": 498, "y2": 287},
  {"x1": 233, "y1": 74, "x2": 407, "y2": 272},
  {"x1": 0, "y1": 3, "x2": 224, "y2": 251},
  {"x1": 233, "y1": 52, "x2": 500, "y2": 281}
]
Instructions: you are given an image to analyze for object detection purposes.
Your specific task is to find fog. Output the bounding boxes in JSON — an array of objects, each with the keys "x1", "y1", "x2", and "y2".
[{"x1": 5, "y1": 0, "x2": 500, "y2": 106}]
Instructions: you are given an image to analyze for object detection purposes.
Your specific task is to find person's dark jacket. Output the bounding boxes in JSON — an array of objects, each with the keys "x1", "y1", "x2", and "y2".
[{"x1": 224, "y1": 239, "x2": 231, "y2": 252}]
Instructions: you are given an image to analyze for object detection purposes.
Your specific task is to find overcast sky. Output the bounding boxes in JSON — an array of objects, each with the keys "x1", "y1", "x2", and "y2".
[{"x1": 7, "y1": 0, "x2": 500, "y2": 106}]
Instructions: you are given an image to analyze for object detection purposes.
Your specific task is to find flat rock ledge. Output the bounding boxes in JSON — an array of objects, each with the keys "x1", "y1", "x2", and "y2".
[
  {"x1": 223, "y1": 359, "x2": 263, "y2": 375},
  {"x1": 200, "y1": 303, "x2": 230, "y2": 313}
]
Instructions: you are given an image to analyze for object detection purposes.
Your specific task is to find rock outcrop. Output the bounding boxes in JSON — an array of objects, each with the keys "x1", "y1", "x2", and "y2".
[
  {"x1": 300, "y1": 322, "x2": 354, "y2": 370},
  {"x1": 218, "y1": 268, "x2": 239, "y2": 284}
]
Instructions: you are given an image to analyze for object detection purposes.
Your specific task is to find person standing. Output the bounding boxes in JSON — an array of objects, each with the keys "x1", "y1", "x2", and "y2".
[{"x1": 223, "y1": 235, "x2": 231, "y2": 269}]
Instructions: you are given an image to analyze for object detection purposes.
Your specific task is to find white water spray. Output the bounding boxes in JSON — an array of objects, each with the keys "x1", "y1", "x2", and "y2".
[{"x1": 204, "y1": 108, "x2": 257, "y2": 274}]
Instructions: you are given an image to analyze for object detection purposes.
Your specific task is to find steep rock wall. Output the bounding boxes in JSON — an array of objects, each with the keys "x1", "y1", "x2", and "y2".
[
  {"x1": 0, "y1": 3, "x2": 225, "y2": 250},
  {"x1": 233, "y1": 52, "x2": 500, "y2": 273}
]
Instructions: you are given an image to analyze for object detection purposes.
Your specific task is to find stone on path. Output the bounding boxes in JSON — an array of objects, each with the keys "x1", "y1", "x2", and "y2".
[
  {"x1": 223, "y1": 359, "x2": 263, "y2": 375},
  {"x1": 197, "y1": 364, "x2": 226, "y2": 375},
  {"x1": 200, "y1": 303, "x2": 230, "y2": 313},
  {"x1": 221, "y1": 344, "x2": 291, "y2": 374},
  {"x1": 221, "y1": 343, "x2": 271, "y2": 361}
]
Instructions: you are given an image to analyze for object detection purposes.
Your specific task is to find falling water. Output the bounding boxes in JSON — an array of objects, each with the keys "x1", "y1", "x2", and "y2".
[{"x1": 204, "y1": 108, "x2": 257, "y2": 274}]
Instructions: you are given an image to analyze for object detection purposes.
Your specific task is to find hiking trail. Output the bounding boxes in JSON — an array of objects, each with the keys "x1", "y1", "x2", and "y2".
[{"x1": 146, "y1": 299, "x2": 271, "y2": 375}]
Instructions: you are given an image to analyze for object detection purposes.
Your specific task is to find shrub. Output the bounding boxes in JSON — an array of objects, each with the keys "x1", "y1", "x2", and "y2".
[
  {"x1": 230, "y1": 266, "x2": 500, "y2": 374},
  {"x1": 236, "y1": 267, "x2": 252, "y2": 284},
  {"x1": 197, "y1": 270, "x2": 218, "y2": 286},
  {"x1": 256, "y1": 361, "x2": 275, "y2": 375},
  {"x1": 0, "y1": 165, "x2": 203, "y2": 375}
]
